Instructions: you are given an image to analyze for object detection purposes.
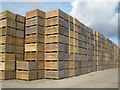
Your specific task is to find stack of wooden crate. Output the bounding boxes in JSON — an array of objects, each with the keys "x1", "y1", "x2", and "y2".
[
  {"x1": 16, "y1": 9, "x2": 45, "y2": 81},
  {"x1": 45, "y1": 9, "x2": 69, "y2": 79},
  {"x1": 0, "y1": 10, "x2": 25, "y2": 80},
  {"x1": 0, "y1": 9, "x2": 119, "y2": 81}
]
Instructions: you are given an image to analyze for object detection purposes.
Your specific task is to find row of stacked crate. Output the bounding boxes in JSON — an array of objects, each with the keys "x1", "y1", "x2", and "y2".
[
  {"x1": 0, "y1": 11, "x2": 25, "y2": 80},
  {"x1": 0, "y1": 9, "x2": 119, "y2": 80},
  {"x1": 45, "y1": 9, "x2": 69, "y2": 79},
  {"x1": 16, "y1": 9, "x2": 45, "y2": 81}
]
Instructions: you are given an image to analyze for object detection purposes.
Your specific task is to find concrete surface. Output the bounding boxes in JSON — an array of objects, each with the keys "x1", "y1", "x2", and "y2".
[{"x1": 0, "y1": 68, "x2": 118, "y2": 88}]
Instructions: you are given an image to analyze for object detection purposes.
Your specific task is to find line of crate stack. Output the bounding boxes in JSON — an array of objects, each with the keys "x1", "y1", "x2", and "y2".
[
  {"x1": 45, "y1": 9, "x2": 69, "y2": 79},
  {"x1": 0, "y1": 11, "x2": 25, "y2": 80},
  {"x1": 16, "y1": 9, "x2": 45, "y2": 81}
]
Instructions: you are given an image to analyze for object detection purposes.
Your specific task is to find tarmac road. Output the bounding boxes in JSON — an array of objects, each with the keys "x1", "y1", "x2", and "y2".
[{"x1": 0, "y1": 68, "x2": 118, "y2": 88}]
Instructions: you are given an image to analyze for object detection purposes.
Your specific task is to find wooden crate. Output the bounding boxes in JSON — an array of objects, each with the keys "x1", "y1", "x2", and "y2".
[
  {"x1": 46, "y1": 17, "x2": 68, "y2": 28},
  {"x1": 69, "y1": 60, "x2": 75, "y2": 69},
  {"x1": 0, "y1": 54, "x2": 15, "y2": 61},
  {"x1": 16, "y1": 14, "x2": 25, "y2": 23},
  {"x1": 45, "y1": 34, "x2": 65, "y2": 43},
  {"x1": 0, "y1": 10, "x2": 16, "y2": 20},
  {"x1": 16, "y1": 61, "x2": 37, "y2": 70},
  {"x1": 45, "y1": 70, "x2": 64, "y2": 79},
  {"x1": 0, "y1": 36, "x2": 16, "y2": 45},
  {"x1": 37, "y1": 70, "x2": 44, "y2": 79},
  {"x1": 64, "y1": 61, "x2": 69, "y2": 69},
  {"x1": 69, "y1": 69, "x2": 75, "y2": 77},
  {"x1": 45, "y1": 52, "x2": 64, "y2": 60},
  {"x1": 0, "y1": 18, "x2": 16, "y2": 28},
  {"x1": 25, "y1": 52, "x2": 44, "y2": 60},
  {"x1": 69, "y1": 53, "x2": 74, "y2": 60},
  {"x1": 45, "y1": 25, "x2": 68, "y2": 36},
  {"x1": 69, "y1": 30, "x2": 74, "y2": 38},
  {"x1": 16, "y1": 22, "x2": 25, "y2": 30},
  {"x1": 26, "y1": 25, "x2": 44, "y2": 35},
  {"x1": 25, "y1": 34, "x2": 44, "y2": 43},
  {"x1": 46, "y1": 9, "x2": 68, "y2": 20},
  {"x1": 37, "y1": 61, "x2": 44, "y2": 70},
  {"x1": 16, "y1": 54, "x2": 24, "y2": 61},
  {"x1": 15, "y1": 37, "x2": 24, "y2": 46},
  {"x1": 15, "y1": 46, "x2": 24, "y2": 54},
  {"x1": 26, "y1": 9, "x2": 45, "y2": 19},
  {"x1": 26, "y1": 17, "x2": 45, "y2": 27},
  {"x1": 25, "y1": 43, "x2": 44, "y2": 52},
  {"x1": 0, "y1": 70, "x2": 15, "y2": 80},
  {"x1": 0, "y1": 27, "x2": 16, "y2": 36},
  {"x1": 45, "y1": 61, "x2": 64, "y2": 70},
  {"x1": 69, "y1": 45, "x2": 74, "y2": 54},
  {"x1": 64, "y1": 70, "x2": 69, "y2": 78},
  {"x1": 45, "y1": 43, "x2": 64, "y2": 52},
  {"x1": 64, "y1": 53, "x2": 69, "y2": 60},
  {"x1": 0, "y1": 44, "x2": 15, "y2": 53},
  {"x1": 75, "y1": 68, "x2": 81, "y2": 76},
  {"x1": 16, "y1": 70, "x2": 37, "y2": 81},
  {"x1": 0, "y1": 61, "x2": 15, "y2": 70},
  {"x1": 16, "y1": 30, "x2": 24, "y2": 38},
  {"x1": 69, "y1": 37, "x2": 74, "y2": 45}
]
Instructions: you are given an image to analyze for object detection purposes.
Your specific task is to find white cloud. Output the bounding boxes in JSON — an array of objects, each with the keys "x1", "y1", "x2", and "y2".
[{"x1": 70, "y1": 0, "x2": 119, "y2": 45}]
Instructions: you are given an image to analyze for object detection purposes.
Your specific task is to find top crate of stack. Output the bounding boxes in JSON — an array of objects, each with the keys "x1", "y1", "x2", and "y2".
[
  {"x1": 26, "y1": 9, "x2": 45, "y2": 19},
  {"x1": 0, "y1": 10, "x2": 16, "y2": 20}
]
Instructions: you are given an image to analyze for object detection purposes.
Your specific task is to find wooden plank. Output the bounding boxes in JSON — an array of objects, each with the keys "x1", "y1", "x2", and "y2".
[
  {"x1": 25, "y1": 43, "x2": 44, "y2": 52},
  {"x1": 0, "y1": 54, "x2": 15, "y2": 61},
  {"x1": 16, "y1": 61, "x2": 37, "y2": 70},
  {"x1": 25, "y1": 52, "x2": 44, "y2": 60},
  {"x1": 16, "y1": 70, "x2": 37, "y2": 81},
  {"x1": 26, "y1": 17, "x2": 45, "y2": 27},
  {"x1": 26, "y1": 25, "x2": 44, "y2": 35},
  {"x1": 0, "y1": 10, "x2": 16, "y2": 20},
  {"x1": 0, "y1": 61, "x2": 15, "y2": 70},
  {"x1": 0, "y1": 70, "x2": 15, "y2": 80},
  {"x1": 26, "y1": 9, "x2": 45, "y2": 19},
  {"x1": 25, "y1": 34, "x2": 44, "y2": 43}
]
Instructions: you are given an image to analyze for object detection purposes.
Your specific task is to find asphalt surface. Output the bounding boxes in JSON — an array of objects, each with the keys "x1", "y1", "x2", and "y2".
[{"x1": 0, "y1": 68, "x2": 118, "y2": 88}]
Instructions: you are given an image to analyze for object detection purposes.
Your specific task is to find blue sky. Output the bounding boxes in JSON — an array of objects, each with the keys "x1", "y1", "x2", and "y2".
[
  {"x1": 1, "y1": 2, "x2": 72, "y2": 16},
  {"x1": 1, "y1": 2, "x2": 119, "y2": 46}
]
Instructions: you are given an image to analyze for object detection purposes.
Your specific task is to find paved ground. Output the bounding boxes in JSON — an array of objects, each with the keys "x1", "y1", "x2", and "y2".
[{"x1": 0, "y1": 68, "x2": 118, "y2": 88}]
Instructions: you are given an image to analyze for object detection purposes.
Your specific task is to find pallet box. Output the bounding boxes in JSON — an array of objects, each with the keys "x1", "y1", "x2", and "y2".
[
  {"x1": 0, "y1": 70, "x2": 15, "y2": 80},
  {"x1": 16, "y1": 70, "x2": 37, "y2": 81},
  {"x1": 0, "y1": 10, "x2": 16, "y2": 20},
  {"x1": 16, "y1": 61, "x2": 37, "y2": 70}
]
